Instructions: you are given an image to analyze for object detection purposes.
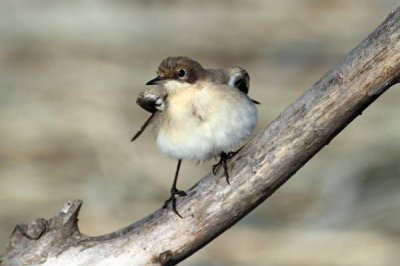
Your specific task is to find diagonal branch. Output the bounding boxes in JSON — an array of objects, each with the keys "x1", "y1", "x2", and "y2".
[{"x1": 2, "y1": 7, "x2": 400, "y2": 266}]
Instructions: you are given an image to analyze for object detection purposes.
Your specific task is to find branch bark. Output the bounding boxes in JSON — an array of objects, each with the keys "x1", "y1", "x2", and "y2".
[{"x1": 2, "y1": 7, "x2": 400, "y2": 266}]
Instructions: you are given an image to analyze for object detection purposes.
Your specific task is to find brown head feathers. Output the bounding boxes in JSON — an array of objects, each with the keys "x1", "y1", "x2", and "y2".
[{"x1": 156, "y1": 56, "x2": 205, "y2": 84}]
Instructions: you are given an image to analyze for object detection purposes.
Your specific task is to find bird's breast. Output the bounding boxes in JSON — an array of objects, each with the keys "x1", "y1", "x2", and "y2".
[{"x1": 156, "y1": 84, "x2": 257, "y2": 161}]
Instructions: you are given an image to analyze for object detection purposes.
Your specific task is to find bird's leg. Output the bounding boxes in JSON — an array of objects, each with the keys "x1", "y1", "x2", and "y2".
[
  {"x1": 212, "y1": 151, "x2": 239, "y2": 185},
  {"x1": 163, "y1": 159, "x2": 186, "y2": 218}
]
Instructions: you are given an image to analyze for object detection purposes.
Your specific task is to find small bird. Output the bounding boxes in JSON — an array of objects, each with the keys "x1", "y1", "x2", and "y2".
[
  {"x1": 133, "y1": 56, "x2": 258, "y2": 216},
  {"x1": 131, "y1": 67, "x2": 259, "y2": 141}
]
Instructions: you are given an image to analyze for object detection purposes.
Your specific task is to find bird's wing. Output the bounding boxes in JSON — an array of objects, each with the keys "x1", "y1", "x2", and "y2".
[
  {"x1": 136, "y1": 86, "x2": 167, "y2": 113},
  {"x1": 228, "y1": 67, "x2": 260, "y2": 104},
  {"x1": 131, "y1": 86, "x2": 166, "y2": 142}
]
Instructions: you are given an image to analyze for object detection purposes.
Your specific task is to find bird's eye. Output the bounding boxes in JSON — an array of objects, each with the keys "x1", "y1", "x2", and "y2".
[{"x1": 177, "y1": 69, "x2": 186, "y2": 78}]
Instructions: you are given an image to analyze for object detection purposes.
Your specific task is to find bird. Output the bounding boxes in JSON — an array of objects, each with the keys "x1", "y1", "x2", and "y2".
[
  {"x1": 132, "y1": 56, "x2": 258, "y2": 217},
  {"x1": 132, "y1": 67, "x2": 259, "y2": 142}
]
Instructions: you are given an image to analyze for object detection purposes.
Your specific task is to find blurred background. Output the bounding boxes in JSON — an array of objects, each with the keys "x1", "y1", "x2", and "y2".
[{"x1": 1, "y1": 0, "x2": 400, "y2": 265}]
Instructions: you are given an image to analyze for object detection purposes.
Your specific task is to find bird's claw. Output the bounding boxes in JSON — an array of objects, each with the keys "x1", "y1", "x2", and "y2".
[
  {"x1": 212, "y1": 162, "x2": 221, "y2": 175},
  {"x1": 212, "y1": 151, "x2": 237, "y2": 185},
  {"x1": 162, "y1": 188, "x2": 187, "y2": 218}
]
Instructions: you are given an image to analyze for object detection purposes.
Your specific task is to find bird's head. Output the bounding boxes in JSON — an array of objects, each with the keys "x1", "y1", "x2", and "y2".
[{"x1": 146, "y1": 56, "x2": 205, "y2": 94}]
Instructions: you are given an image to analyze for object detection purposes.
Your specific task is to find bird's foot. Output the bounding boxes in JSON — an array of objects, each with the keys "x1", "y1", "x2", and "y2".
[
  {"x1": 162, "y1": 188, "x2": 187, "y2": 218},
  {"x1": 212, "y1": 151, "x2": 237, "y2": 184}
]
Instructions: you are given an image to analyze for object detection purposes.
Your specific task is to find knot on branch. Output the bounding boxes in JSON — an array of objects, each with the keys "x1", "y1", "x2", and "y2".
[
  {"x1": 12, "y1": 218, "x2": 48, "y2": 240},
  {"x1": 156, "y1": 250, "x2": 173, "y2": 265}
]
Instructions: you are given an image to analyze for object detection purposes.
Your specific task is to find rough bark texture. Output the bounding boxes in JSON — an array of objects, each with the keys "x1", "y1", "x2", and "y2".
[{"x1": 1, "y1": 7, "x2": 400, "y2": 266}]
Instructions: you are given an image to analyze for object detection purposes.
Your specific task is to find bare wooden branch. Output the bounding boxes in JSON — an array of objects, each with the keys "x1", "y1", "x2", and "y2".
[{"x1": 2, "y1": 7, "x2": 400, "y2": 266}]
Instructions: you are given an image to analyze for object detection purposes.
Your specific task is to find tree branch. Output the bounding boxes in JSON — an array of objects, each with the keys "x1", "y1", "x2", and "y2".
[{"x1": 2, "y1": 7, "x2": 400, "y2": 266}]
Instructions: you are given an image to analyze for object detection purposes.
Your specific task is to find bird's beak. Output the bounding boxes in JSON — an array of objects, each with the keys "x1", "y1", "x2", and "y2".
[{"x1": 146, "y1": 76, "x2": 164, "y2": 85}]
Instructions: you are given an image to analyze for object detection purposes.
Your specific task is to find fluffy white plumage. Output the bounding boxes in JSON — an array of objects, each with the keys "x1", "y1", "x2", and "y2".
[{"x1": 156, "y1": 80, "x2": 257, "y2": 161}]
